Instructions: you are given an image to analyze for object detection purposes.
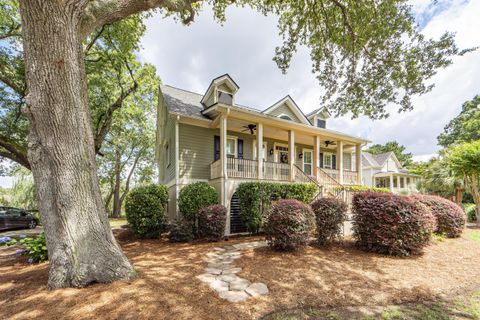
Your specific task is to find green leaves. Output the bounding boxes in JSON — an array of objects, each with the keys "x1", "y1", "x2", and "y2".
[
  {"x1": 438, "y1": 95, "x2": 480, "y2": 147},
  {"x1": 366, "y1": 141, "x2": 413, "y2": 167},
  {"x1": 445, "y1": 141, "x2": 480, "y2": 178}
]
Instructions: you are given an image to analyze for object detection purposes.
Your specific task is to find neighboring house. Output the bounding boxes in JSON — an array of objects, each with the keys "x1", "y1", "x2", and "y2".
[
  {"x1": 362, "y1": 151, "x2": 420, "y2": 193},
  {"x1": 156, "y1": 74, "x2": 368, "y2": 234}
]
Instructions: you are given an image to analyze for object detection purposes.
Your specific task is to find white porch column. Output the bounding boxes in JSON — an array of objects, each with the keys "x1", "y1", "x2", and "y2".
[
  {"x1": 389, "y1": 174, "x2": 394, "y2": 190},
  {"x1": 397, "y1": 176, "x2": 401, "y2": 190},
  {"x1": 313, "y1": 136, "x2": 320, "y2": 178},
  {"x1": 355, "y1": 144, "x2": 362, "y2": 185},
  {"x1": 288, "y1": 130, "x2": 295, "y2": 181},
  {"x1": 220, "y1": 115, "x2": 227, "y2": 179},
  {"x1": 337, "y1": 141, "x2": 344, "y2": 184},
  {"x1": 257, "y1": 123, "x2": 264, "y2": 179}
]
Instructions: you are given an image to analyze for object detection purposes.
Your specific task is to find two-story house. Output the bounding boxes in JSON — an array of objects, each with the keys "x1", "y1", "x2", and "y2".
[
  {"x1": 156, "y1": 74, "x2": 369, "y2": 234},
  {"x1": 362, "y1": 151, "x2": 420, "y2": 193}
]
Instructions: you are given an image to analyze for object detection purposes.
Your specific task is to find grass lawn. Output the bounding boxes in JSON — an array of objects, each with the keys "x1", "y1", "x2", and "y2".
[
  {"x1": 109, "y1": 218, "x2": 128, "y2": 228},
  {"x1": 1, "y1": 229, "x2": 480, "y2": 319}
]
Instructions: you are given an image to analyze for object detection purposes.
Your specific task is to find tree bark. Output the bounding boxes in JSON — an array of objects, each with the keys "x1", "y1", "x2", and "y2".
[{"x1": 19, "y1": 0, "x2": 135, "y2": 288}]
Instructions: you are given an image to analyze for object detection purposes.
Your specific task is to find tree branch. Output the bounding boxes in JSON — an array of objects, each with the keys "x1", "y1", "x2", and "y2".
[
  {"x1": 0, "y1": 71, "x2": 25, "y2": 96},
  {"x1": 84, "y1": 24, "x2": 106, "y2": 55},
  {"x1": 80, "y1": 0, "x2": 199, "y2": 38},
  {"x1": 0, "y1": 135, "x2": 30, "y2": 169}
]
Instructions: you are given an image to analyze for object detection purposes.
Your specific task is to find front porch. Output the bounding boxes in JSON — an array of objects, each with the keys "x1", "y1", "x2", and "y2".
[
  {"x1": 208, "y1": 114, "x2": 364, "y2": 191},
  {"x1": 374, "y1": 173, "x2": 420, "y2": 193}
]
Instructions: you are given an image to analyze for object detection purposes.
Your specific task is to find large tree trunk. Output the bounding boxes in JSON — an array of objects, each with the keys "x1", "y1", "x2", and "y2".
[
  {"x1": 19, "y1": 1, "x2": 135, "y2": 288},
  {"x1": 112, "y1": 148, "x2": 122, "y2": 218}
]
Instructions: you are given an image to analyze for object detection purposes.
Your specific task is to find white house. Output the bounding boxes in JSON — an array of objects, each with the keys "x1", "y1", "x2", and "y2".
[{"x1": 362, "y1": 151, "x2": 420, "y2": 193}]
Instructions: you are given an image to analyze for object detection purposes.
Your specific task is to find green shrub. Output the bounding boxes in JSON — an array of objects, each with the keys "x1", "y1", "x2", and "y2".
[
  {"x1": 310, "y1": 197, "x2": 347, "y2": 245},
  {"x1": 464, "y1": 203, "x2": 477, "y2": 223},
  {"x1": 265, "y1": 199, "x2": 315, "y2": 251},
  {"x1": 168, "y1": 218, "x2": 194, "y2": 243},
  {"x1": 352, "y1": 192, "x2": 436, "y2": 256},
  {"x1": 125, "y1": 184, "x2": 168, "y2": 239},
  {"x1": 20, "y1": 233, "x2": 48, "y2": 263},
  {"x1": 178, "y1": 182, "x2": 218, "y2": 233},
  {"x1": 236, "y1": 182, "x2": 317, "y2": 233},
  {"x1": 341, "y1": 185, "x2": 391, "y2": 193},
  {"x1": 412, "y1": 194, "x2": 466, "y2": 238},
  {"x1": 198, "y1": 204, "x2": 227, "y2": 241}
]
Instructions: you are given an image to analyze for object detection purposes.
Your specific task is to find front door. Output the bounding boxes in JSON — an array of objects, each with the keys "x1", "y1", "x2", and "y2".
[{"x1": 303, "y1": 149, "x2": 313, "y2": 175}]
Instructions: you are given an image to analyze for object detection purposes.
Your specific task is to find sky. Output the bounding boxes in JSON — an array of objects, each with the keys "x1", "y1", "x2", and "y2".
[{"x1": 138, "y1": 0, "x2": 480, "y2": 164}]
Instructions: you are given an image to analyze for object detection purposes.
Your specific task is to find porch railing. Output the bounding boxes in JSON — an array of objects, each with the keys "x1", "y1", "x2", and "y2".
[
  {"x1": 264, "y1": 161, "x2": 290, "y2": 181},
  {"x1": 227, "y1": 157, "x2": 258, "y2": 179},
  {"x1": 343, "y1": 170, "x2": 358, "y2": 185},
  {"x1": 210, "y1": 159, "x2": 222, "y2": 179},
  {"x1": 317, "y1": 167, "x2": 344, "y2": 199}
]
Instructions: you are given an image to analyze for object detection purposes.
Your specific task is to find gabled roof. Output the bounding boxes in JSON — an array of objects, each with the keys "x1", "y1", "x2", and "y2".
[
  {"x1": 200, "y1": 74, "x2": 239, "y2": 105},
  {"x1": 262, "y1": 95, "x2": 311, "y2": 125},
  {"x1": 306, "y1": 106, "x2": 331, "y2": 118},
  {"x1": 362, "y1": 151, "x2": 402, "y2": 169}
]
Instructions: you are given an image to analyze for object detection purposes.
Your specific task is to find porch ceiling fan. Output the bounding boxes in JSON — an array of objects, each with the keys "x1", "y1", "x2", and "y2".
[
  {"x1": 241, "y1": 124, "x2": 257, "y2": 135},
  {"x1": 324, "y1": 140, "x2": 337, "y2": 147}
]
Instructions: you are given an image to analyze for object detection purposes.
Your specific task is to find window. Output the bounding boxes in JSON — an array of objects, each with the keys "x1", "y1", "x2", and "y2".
[
  {"x1": 226, "y1": 136, "x2": 237, "y2": 158},
  {"x1": 323, "y1": 153, "x2": 332, "y2": 168},
  {"x1": 303, "y1": 149, "x2": 313, "y2": 175},
  {"x1": 278, "y1": 114, "x2": 292, "y2": 121},
  {"x1": 317, "y1": 119, "x2": 326, "y2": 128},
  {"x1": 165, "y1": 142, "x2": 170, "y2": 167},
  {"x1": 217, "y1": 91, "x2": 233, "y2": 105}
]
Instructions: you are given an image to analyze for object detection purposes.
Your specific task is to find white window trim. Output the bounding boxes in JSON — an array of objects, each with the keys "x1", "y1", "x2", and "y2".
[
  {"x1": 302, "y1": 148, "x2": 313, "y2": 174},
  {"x1": 277, "y1": 113, "x2": 292, "y2": 121},
  {"x1": 323, "y1": 152, "x2": 333, "y2": 169},
  {"x1": 216, "y1": 89, "x2": 234, "y2": 105},
  {"x1": 226, "y1": 135, "x2": 238, "y2": 158},
  {"x1": 253, "y1": 140, "x2": 268, "y2": 161}
]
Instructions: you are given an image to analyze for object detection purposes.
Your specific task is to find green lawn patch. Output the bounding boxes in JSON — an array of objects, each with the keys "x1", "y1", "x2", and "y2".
[
  {"x1": 466, "y1": 231, "x2": 480, "y2": 242},
  {"x1": 109, "y1": 218, "x2": 128, "y2": 228}
]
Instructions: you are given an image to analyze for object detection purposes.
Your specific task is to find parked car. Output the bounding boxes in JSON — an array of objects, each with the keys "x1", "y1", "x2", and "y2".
[{"x1": 0, "y1": 207, "x2": 38, "y2": 231}]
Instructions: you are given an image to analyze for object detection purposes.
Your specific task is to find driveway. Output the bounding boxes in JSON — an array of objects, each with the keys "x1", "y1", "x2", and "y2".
[{"x1": 0, "y1": 226, "x2": 44, "y2": 238}]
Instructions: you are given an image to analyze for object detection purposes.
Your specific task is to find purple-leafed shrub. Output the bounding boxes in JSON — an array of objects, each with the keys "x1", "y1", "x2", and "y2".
[
  {"x1": 265, "y1": 199, "x2": 315, "y2": 251},
  {"x1": 352, "y1": 192, "x2": 436, "y2": 256},
  {"x1": 411, "y1": 194, "x2": 466, "y2": 238},
  {"x1": 310, "y1": 197, "x2": 348, "y2": 245},
  {"x1": 198, "y1": 204, "x2": 227, "y2": 241}
]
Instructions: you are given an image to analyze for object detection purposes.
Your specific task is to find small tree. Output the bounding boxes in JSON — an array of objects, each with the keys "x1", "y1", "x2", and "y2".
[{"x1": 445, "y1": 141, "x2": 480, "y2": 223}]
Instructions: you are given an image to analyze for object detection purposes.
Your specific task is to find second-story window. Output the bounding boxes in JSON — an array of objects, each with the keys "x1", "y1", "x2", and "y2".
[
  {"x1": 317, "y1": 119, "x2": 326, "y2": 128},
  {"x1": 226, "y1": 136, "x2": 237, "y2": 158},
  {"x1": 217, "y1": 91, "x2": 233, "y2": 105}
]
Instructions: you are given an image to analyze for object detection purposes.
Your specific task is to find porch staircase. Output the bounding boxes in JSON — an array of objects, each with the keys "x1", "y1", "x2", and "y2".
[{"x1": 292, "y1": 165, "x2": 344, "y2": 200}]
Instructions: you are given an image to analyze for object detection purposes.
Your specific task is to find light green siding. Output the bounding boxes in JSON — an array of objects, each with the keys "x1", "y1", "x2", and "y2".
[
  {"x1": 268, "y1": 104, "x2": 301, "y2": 123},
  {"x1": 343, "y1": 153, "x2": 352, "y2": 171},
  {"x1": 178, "y1": 124, "x2": 255, "y2": 180},
  {"x1": 156, "y1": 91, "x2": 176, "y2": 184}
]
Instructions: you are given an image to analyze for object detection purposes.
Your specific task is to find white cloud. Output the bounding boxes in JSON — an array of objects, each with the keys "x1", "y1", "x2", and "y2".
[{"x1": 138, "y1": 0, "x2": 480, "y2": 159}]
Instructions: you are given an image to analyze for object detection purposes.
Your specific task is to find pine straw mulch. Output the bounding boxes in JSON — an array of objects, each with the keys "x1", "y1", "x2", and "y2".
[{"x1": 1, "y1": 228, "x2": 480, "y2": 320}]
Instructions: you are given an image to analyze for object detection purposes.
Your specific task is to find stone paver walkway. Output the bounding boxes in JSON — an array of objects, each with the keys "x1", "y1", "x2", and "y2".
[{"x1": 196, "y1": 241, "x2": 269, "y2": 303}]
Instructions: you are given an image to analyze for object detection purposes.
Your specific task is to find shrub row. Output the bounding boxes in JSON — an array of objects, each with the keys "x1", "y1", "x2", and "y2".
[
  {"x1": 178, "y1": 182, "x2": 218, "y2": 234},
  {"x1": 341, "y1": 185, "x2": 391, "y2": 193},
  {"x1": 236, "y1": 182, "x2": 317, "y2": 233}
]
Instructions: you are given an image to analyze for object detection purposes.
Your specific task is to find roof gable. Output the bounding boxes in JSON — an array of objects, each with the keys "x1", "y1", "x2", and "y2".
[
  {"x1": 262, "y1": 95, "x2": 310, "y2": 125},
  {"x1": 200, "y1": 74, "x2": 239, "y2": 106},
  {"x1": 363, "y1": 151, "x2": 403, "y2": 169}
]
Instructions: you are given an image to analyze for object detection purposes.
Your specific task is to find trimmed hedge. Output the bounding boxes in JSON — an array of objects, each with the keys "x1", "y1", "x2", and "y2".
[
  {"x1": 265, "y1": 199, "x2": 315, "y2": 251},
  {"x1": 352, "y1": 192, "x2": 436, "y2": 256},
  {"x1": 311, "y1": 197, "x2": 347, "y2": 245},
  {"x1": 412, "y1": 194, "x2": 466, "y2": 238},
  {"x1": 178, "y1": 182, "x2": 218, "y2": 234},
  {"x1": 236, "y1": 182, "x2": 317, "y2": 233},
  {"x1": 125, "y1": 184, "x2": 168, "y2": 238},
  {"x1": 168, "y1": 218, "x2": 194, "y2": 243},
  {"x1": 343, "y1": 185, "x2": 391, "y2": 193},
  {"x1": 198, "y1": 204, "x2": 227, "y2": 241}
]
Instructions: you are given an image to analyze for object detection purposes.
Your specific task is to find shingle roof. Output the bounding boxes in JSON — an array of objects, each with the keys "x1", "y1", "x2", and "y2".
[
  {"x1": 362, "y1": 152, "x2": 380, "y2": 167},
  {"x1": 161, "y1": 85, "x2": 208, "y2": 120},
  {"x1": 371, "y1": 152, "x2": 395, "y2": 167}
]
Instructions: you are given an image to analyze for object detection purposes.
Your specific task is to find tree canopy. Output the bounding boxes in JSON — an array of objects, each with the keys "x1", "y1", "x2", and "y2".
[
  {"x1": 0, "y1": 3, "x2": 154, "y2": 169},
  {"x1": 437, "y1": 95, "x2": 480, "y2": 147},
  {"x1": 366, "y1": 141, "x2": 413, "y2": 167}
]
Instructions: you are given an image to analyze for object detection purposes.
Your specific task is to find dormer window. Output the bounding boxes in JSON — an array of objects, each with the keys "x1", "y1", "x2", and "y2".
[
  {"x1": 279, "y1": 114, "x2": 292, "y2": 121},
  {"x1": 217, "y1": 91, "x2": 233, "y2": 105},
  {"x1": 317, "y1": 119, "x2": 326, "y2": 128}
]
